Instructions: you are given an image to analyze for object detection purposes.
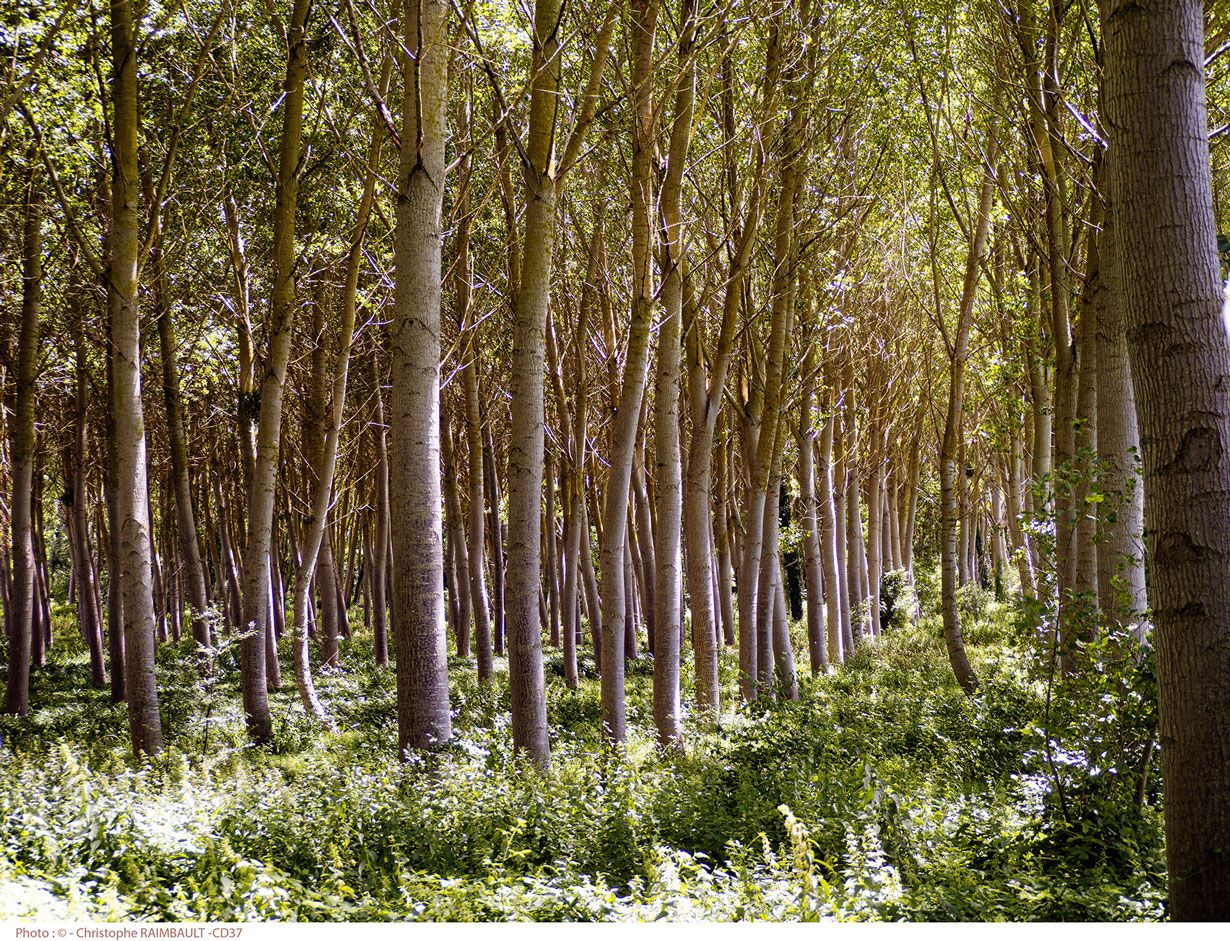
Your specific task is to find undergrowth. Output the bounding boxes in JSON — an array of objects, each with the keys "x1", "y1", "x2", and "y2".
[{"x1": 0, "y1": 578, "x2": 1165, "y2": 921}]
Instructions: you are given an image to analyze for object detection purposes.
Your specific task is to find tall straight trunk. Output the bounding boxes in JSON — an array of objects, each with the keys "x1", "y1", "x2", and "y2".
[
  {"x1": 150, "y1": 196, "x2": 209, "y2": 659},
  {"x1": 389, "y1": 0, "x2": 451, "y2": 753},
  {"x1": 109, "y1": 0, "x2": 162, "y2": 753},
  {"x1": 652, "y1": 0, "x2": 698, "y2": 742},
  {"x1": 561, "y1": 472, "x2": 583, "y2": 689},
  {"x1": 1105, "y1": 0, "x2": 1230, "y2": 916},
  {"x1": 631, "y1": 450, "x2": 656, "y2": 646},
  {"x1": 796, "y1": 346, "x2": 827, "y2": 674},
  {"x1": 773, "y1": 555, "x2": 797, "y2": 698},
  {"x1": 370, "y1": 358, "x2": 391, "y2": 666},
  {"x1": 1026, "y1": 256, "x2": 1052, "y2": 579},
  {"x1": 1093, "y1": 149, "x2": 1147, "y2": 630},
  {"x1": 1068, "y1": 240, "x2": 1101, "y2": 672},
  {"x1": 866, "y1": 427, "x2": 885, "y2": 637},
  {"x1": 1005, "y1": 422, "x2": 1037, "y2": 597},
  {"x1": 461, "y1": 360, "x2": 491, "y2": 679},
  {"x1": 543, "y1": 448, "x2": 560, "y2": 648},
  {"x1": 834, "y1": 416, "x2": 855, "y2": 655},
  {"x1": 64, "y1": 366, "x2": 107, "y2": 688},
  {"x1": 939, "y1": 121, "x2": 997, "y2": 696},
  {"x1": 452, "y1": 92, "x2": 492, "y2": 679},
  {"x1": 443, "y1": 411, "x2": 472, "y2": 657},
  {"x1": 238, "y1": 0, "x2": 312, "y2": 745},
  {"x1": 3, "y1": 171, "x2": 40, "y2": 716},
  {"x1": 598, "y1": 0, "x2": 659, "y2": 745},
  {"x1": 483, "y1": 422, "x2": 506, "y2": 655},
  {"x1": 305, "y1": 290, "x2": 342, "y2": 669},
  {"x1": 957, "y1": 442, "x2": 971, "y2": 587},
  {"x1": 714, "y1": 431, "x2": 736, "y2": 646},
  {"x1": 557, "y1": 229, "x2": 598, "y2": 689},
  {"x1": 504, "y1": 20, "x2": 557, "y2": 763},
  {"x1": 580, "y1": 491, "x2": 602, "y2": 664},
  {"x1": 103, "y1": 431, "x2": 126, "y2": 703},
  {"x1": 817, "y1": 391, "x2": 846, "y2": 664},
  {"x1": 844, "y1": 467, "x2": 865, "y2": 635}
]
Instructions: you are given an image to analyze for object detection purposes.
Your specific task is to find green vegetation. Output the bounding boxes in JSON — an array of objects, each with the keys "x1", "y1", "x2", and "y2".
[{"x1": 0, "y1": 581, "x2": 1163, "y2": 922}]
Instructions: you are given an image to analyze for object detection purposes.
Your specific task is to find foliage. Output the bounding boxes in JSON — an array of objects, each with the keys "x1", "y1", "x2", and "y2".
[{"x1": 0, "y1": 581, "x2": 1165, "y2": 921}]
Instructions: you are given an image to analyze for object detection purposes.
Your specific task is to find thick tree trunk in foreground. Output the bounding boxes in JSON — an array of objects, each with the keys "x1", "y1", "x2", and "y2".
[
  {"x1": 390, "y1": 0, "x2": 452, "y2": 753},
  {"x1": 1105, "y1": 0, "x2": 1230, "y2": 918}
]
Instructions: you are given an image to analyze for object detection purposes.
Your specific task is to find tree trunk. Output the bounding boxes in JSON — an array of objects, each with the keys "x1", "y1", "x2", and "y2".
[
  {"x1": 3, "y1": 170, "x2": 40, "y2": 716},
  {"x1": 1105, "y1": 0, "x2": 1230, "y2": 916},
  {"x1": 598, "y1": 0, "x2": 659, "y2": 745},
  {"x1": 389, "y1": 0, "x2": 452, "y2": 753},
  {"x1": 109, "y1": 0, "x2": 163, "y2": 754},
  {"x1": 1093, "y1": 148, "x2": 1147, "y2": 631},
  {"x1": 796, "y1": 344, "x2": 828, "y2": 674},
  {"x1": 237, "y1": 0, "x2": 313, "y2": 745},
  {"x1": 939, "y1": 119, "x2": 997, "y2": 696},
  {"x1": 370, "y1": 358, "x2": 391, "y2": 667}
]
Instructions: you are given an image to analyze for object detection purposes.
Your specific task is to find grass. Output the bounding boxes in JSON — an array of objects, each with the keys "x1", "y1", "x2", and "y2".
[{"x1": 0, "y1": 577, "x2": 1166, "y2": 921}]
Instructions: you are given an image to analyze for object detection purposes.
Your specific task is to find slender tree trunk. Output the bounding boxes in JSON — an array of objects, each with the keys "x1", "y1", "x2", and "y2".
[
  {"x1": 389, "y1": 0, "x2": 451, "y2": 753},
  {"x1": 150, "y1": 195, "x2": 210, "y2": 660},
  {"x1": 109, "y1": 0, "x2": 162, "y2": 753},
  {"x1": 817, "y1": 387, "x2": 846, "y2": 664},
  {"x1": 1093, "y1": 147, "x2": 1147, "y2": 631},
  {"x1": 237, "y1": 0, "x2": 312, "y2": 745},
  {"x1": 3, "y1": 170, "x2": 40, "y2": 716},
  {"x1": 1067, "y1": 235, "x2": 1101, "y2": 672},
  {"x1": 797, "y1": 345, "x2": 827, "y2": 674},
  {"x1": 370, "y1": 358, "x2": 391, "y2": 667},
  {"x1": 598, "y1": 0, "x2": 659, "y2": 745},
  {"x1": 939, "y1": 119, "x2": 997, "y2": 696},
  {"x1": 443, "y1": 411, "x2": 472, "y2": 657},
  {"x1": 652, "y1": 0, "x2": 698, "y2": 744}
]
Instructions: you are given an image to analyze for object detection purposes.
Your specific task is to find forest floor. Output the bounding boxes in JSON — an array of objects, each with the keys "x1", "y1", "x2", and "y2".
[{"x1": 0, "y1": 570, "x2": 1165, "y2": 921}]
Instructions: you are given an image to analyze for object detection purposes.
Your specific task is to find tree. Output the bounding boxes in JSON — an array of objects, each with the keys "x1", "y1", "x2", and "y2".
[
  {"x1": 237, "y1": 0, "x2": 314, "y2": 745},
  {"x1": 389, "y1": 0, "x2": 452, "y2": 753},
  {"x1": 109, "y1": 0, "x2": 163, "y2": 755},
  {"x1": 1104, "y1": 0, "x2": 1230, "y2": 918},
  {"x1": 2, "y1": 167, "x2": 40, "y2": 717}
]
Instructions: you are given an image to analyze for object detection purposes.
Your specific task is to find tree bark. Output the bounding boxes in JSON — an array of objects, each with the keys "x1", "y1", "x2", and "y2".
[
  {"x1": 1105, "y1": 0, "x2": 1230, "y2": 917},
  {"x1": 109, "y1": 0, "x2": 162, "y2": 754},
  {"x1": 389, "y1": 0, "x2": 452, "y2": 753},
  {"x1": 939, "y1": 120, "x2": 997, "y2": 696},
  {"x1": 237, "y1": 0, "x2": 313, "y2": 745},
  {"x1": 3, "y1": 169, "x2": 40, "y2": 716}
]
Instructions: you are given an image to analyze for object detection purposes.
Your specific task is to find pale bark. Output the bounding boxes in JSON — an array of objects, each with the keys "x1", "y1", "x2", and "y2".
[
  {"x1": 389, "y1": 0, "x2": 451, "y2": 753},
  {"x1": 940, "y1": 122, "x2": 997, "y2": 696},
  {"x1": 598, "y1": 0, "x2": 658, "y2": 744},
  {"x1": 238, "y1": 0, "x2": 313, "y2": 745},
  {"x1": 109, "y1": 0, "x2": 163, "y2": 753}
]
